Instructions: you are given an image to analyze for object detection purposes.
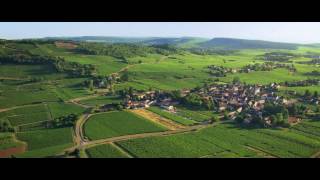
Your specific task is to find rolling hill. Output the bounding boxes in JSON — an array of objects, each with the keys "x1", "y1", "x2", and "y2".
[{"x1": 198, "y1": 38, "x2": 299, "y2": 50}]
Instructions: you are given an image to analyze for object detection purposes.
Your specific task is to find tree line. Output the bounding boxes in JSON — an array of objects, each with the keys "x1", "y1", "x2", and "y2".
[
  {"x1": 73, "y1": 42, "x2": 183, "y2": 59},
  {"x1": 0, "y1": 53, "x2": 97, "y2": 77}
]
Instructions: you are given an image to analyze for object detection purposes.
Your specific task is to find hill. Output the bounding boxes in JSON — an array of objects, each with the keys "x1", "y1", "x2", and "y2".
[
  {"x1": 42, "y1": 36, "x2": 155, "y2": 43},
  {"x1": 141, "y1": 37, "x2": 208, "y2": 48},
  {"x1": 41, "y1": 36, "x2": 209, "y2": 48},
  {"x1": 199, "y1": 38, "x2": 299, "y2": 50}
]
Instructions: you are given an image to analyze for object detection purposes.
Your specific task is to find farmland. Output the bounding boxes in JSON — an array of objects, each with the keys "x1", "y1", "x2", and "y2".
[
  {"x1": 147, "y1": 107, "x2": 196, "y2": 125},
  {"x1": 117, "y1": 120, "x2": 320, "y2": 158},
  {"x1": 16, "y1": 127, "x2": 73, "y2": 157},
  {"x1": 86, "y1": 143, "x2": 129, "y2": 158},
  {"x1": 1, "y1": 36, "x2": 320, "y2": 158},
  {"x1": 84, "y1": 111, "x2": 167, "y2": 140}
]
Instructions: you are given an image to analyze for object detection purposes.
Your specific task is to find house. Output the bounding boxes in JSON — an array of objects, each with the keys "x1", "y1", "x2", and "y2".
[{"x1": 161, "y1": 105, "x2": 175, "y2": 112}]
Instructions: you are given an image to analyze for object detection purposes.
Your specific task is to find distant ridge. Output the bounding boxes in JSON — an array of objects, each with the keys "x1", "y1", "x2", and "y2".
[
  {"x1": 41, "y1": 36, "x2": 209, "y2": 48},
  {"x1": 37, "y1": 36, "x2": 303, "y2": 50},
  {"x1": 199, "y1": 38, "x2": 299, "y2": 50},
  {"x1": 42, "y1": 36, "x2": 155, "y2": 43}
]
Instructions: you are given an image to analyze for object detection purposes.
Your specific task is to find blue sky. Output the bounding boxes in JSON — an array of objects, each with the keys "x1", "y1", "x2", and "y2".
[{"x1": 1, "y1": 22, "x2": 320, "y2": 44}]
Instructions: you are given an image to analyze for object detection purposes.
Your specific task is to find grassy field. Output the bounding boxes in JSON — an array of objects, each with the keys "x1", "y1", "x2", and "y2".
[
  {"x1": 79, "y1": 95, "x2": 123, "y2": 106},
  {"x1": 47, "y1": 102, "x2": 86, "y2": 119},
  {"x1": 0, "y1": 104, "x2": 51, "y2": 126},
  {"x1": 85, "y1": 144, "x2": 129, "y2": 158},
  {"x1": 117, "y1": 120, "x2": 320, "y2": 158},
  {"x1": 16, "y1": 127, "x2": 73, "y2": 157},
  {"x1": 147, "y1": 106, "x2": 196, "y2": 126},
  {"x1": 2, "y1": 41, "x2": 320, "y2": 158},
  {"x1": 280, "y1": 85, "x2": 320, "y2": 95},
  {"x1": 175, "y1": 106, "x2": 219, "y2": 122},
  {"x1": 84, "y1": 111, "x2": 167, "y2": 140}
]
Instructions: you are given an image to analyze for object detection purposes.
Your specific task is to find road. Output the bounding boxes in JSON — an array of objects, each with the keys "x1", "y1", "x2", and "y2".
[
  {"x1": 68, "y1": 117, "x2": 233, "y2": 153},
  {"x1": 0, "y1": 103, "x2": 45, "y2": 113},
  {"x1": 74, "y1": 113, "x2": 91, "y2": 146}
]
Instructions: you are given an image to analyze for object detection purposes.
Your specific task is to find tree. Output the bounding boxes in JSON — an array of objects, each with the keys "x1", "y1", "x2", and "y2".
[
  {"x1": 232, "y1": 76, "x2": 241, "y2": 84},
  {"x1": 211, "y1": 116, "x2": 219, "y2": 123},
  {"x1": 314, "y1": 91, "x2": 318, "y2": 98},
  {"x1": 282, "y1": 108, "x2": 289, "y2": 121},
  {"x1": 0, "y1": 119, "x2": 15, "y2": 132},
  {"x1": 288, "y1": 104, "x2": 298, "y2": 116},
  {"x1": 171, "y1": 90, "x2": 182, "y2": 101},
  {"x1": 305, "y1": 89, "x2": 311, "y2": 97},
  {"x1": 223, "y1": 111, "x2": 229, "y2": 121},
  {"x1": 276, "y1": 113, "x2": 284, "y2": 125},
  {"x1": 128, "y1": 87, "x2": 134, "y2": 97},
  {"x1": 121, "y1": 70, "x2": 129, "y2": 82}
]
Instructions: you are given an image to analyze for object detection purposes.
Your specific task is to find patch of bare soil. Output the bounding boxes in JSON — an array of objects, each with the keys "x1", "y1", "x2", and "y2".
[
  {"x1": 130, "y1": 109, "x2": 186, "y2": 130},
  {"x1": 55, "y1": 41, "x2": 78, "y2": 49},
  {"x1": 0, "y1": 145, "x2": 26, "y2": 158}
]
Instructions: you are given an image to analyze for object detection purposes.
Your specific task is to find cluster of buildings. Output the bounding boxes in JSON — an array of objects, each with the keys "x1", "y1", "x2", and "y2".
[
  {"x1": 124, "y1": 91, "x2": 178, "y2": 111},
  {"x1": 196, "y1": 83, "x2": 283, "y2": 120}
]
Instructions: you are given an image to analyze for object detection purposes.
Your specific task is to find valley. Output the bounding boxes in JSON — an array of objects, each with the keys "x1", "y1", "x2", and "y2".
[{"x1": 1, "y1": 37, "x2": 320, "y2": 158}]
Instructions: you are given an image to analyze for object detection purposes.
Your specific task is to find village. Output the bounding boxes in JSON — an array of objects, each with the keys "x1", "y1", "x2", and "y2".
[{"x1": 117, "y1": 80, "x2": 311, "y2": 127}]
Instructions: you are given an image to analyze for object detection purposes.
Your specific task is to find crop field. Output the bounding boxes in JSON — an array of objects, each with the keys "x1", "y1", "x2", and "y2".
[
  {"x1": 16, "y1": 127, "x2": 73, "y2": 157},
  {"x1": 147, "y1": 106, "x2": 196, "y2": 125},
  {"x1": 0, "y1": 64, "x2": 67, "y2": 80},
  {"x1": 84, "y1": 111, "x2": 167, "y2": 140},
  {"x1": 0, "y1": 104, "x2": 51, "y2": 126},
  {"x1": 117, "y1": 121, "x2": 320, "y2": 158},
  {"x1": 79, "y1": 95, "x2": 123, "y2": 106},
  {"x1": 47, "y1": 102, "x2": 85, "y2": 119},
  {"x1": 18, "y1": 121, "x2": 48, "y2": 132},
  {"x1": 86, "y1": 144, "x2": 129, "y2": 158},
  {"x1": 175, "y1": 106, "x2": 219, "y2": 122},
  {"x1": 2, "y1": 37, "x2": 320, "y2": 158}
]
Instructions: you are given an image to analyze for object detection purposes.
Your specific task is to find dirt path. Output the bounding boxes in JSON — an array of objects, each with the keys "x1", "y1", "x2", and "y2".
[
  {"x1": 311, "y1": 150, "x2": 320, "y2": 158},
  {"x1": 246, "y1": 145, "x2": 278, "y2": 158},
  {"x1": 74, "y1": 113, "x2": 91, "y2": 146},
  {"x1": 0, "y1": 77, "x2": 26, "y2": 81},
  {"x1": 130, "y1": 109, "x2": 186, "y2": 130},
  {"x1": 0, "y1": 103, "x2": 44, "y2": 113},
  {"x1": 110, "y1": 142, "x2": 134, "y2": 158},
  {"x1": 75, "y1": 121, "x2": 230, "y2": 151}
]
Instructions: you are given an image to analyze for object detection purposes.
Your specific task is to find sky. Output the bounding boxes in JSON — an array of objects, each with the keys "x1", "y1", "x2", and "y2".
[{"x1": 0, "y1": 22, "x2": 320, "y2": 44}]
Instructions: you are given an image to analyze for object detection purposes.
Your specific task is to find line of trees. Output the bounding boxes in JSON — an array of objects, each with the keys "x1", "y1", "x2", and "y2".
[
  {"x1": 0, "y1": 53, "x2": 97, "y2": 77},
  {"x1": 51, "y1": 114, "x2": 78, "y2": 128},
  {"x1": 73, "y1": 43, "x2": 183, "y2": 59}
]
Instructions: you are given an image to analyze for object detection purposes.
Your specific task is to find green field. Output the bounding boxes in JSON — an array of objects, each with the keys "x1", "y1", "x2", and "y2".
[
  {"x1": 0, "y1": 104, "x2": 51, "y2": 126},
  {"x1": 47, "y1": 102, "x2": 85, "y2": 119},
  {"x1": 117, "y1": 120, "x2": 320, "y2": 158},
  {"x1": 86, "y1": 144, "x2": 129, "y2": 158},
  {"x1": 147, "y1": 106, "x2": 196, "y2": 125},
  {"x1": 2, "y1": 38, "x2": 320, "y2": 158},
  {"x1": 79, "y1": 95, "x2": 123, "y2": 106},
  {"x1": 84, "y1": 111, "x2": 167, "y2": 140},
  {"x1": 16, "y1": 127, "x2": 73, "y2": 157}
]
